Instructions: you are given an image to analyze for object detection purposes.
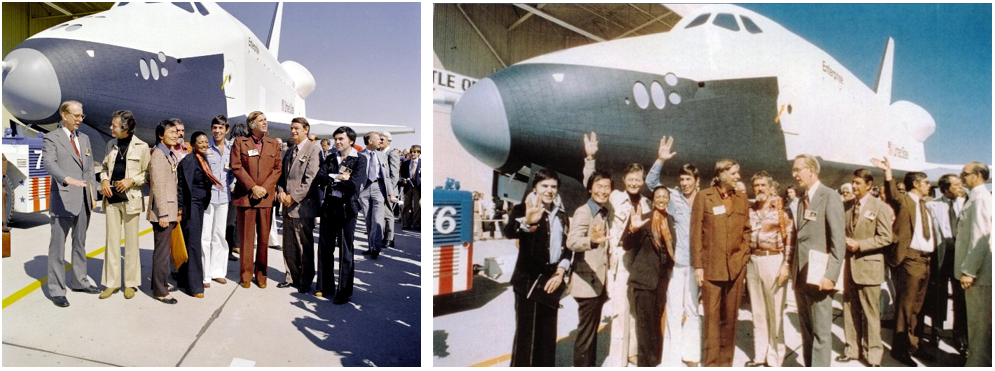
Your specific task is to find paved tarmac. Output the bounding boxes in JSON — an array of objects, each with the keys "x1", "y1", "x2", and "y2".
[
  {"x1": 2, "y1": 203, "x2": 421, "y2": 366},
  {"x1": 433, "y1": 239, "x2": 968, "y2": 367}
]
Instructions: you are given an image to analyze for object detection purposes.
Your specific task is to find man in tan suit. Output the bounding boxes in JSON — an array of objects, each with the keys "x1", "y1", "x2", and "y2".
[
  {"x1": 690, "y1": 159, "x2": 751, "y2": 367},
  {"x1": 231, "y1": 111, "x2": 283, "y2": 288},
  {"x1": 837, "y1": 168, "x2": 893, "y2": 367},
  {"x1": 276, "y1": 118, "x2": 321, "y2": 293},
  {"x1": 567, "y1": 170, "x2": 613, "y2": 367}
]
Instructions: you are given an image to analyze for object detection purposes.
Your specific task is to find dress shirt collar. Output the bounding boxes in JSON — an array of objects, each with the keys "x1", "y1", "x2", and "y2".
[
  {"x1": 587, "y1": 198, "x2": 608, "y2": 217},
  {"x1": 857, "y1": 193, "x2": 872, "y2": 209},
  {"x1": 805, "y1": 180, "x2": 822, "y2": 202},
  {"x1": 908, "y1": 192, "x2": 921, "y2": 204},
  {"x1": 61, "y1": 126, "x2": 76, "y2": 140}
]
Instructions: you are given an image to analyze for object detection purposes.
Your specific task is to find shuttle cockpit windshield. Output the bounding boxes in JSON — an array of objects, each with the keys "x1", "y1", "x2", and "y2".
[{"x1": 683, "y1": 12, "x2": 764, "y2": 34}]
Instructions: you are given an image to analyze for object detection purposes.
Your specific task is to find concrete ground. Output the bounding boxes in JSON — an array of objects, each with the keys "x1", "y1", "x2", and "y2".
[
  {"x1": 433, "y1": 239, "x2": 969, "y2": 367},
  {"x1": 2, "y1": 204, "x2": 421, "y2": 367}
]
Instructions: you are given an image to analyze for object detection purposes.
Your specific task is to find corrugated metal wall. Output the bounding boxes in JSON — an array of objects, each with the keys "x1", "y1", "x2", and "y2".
[
  {"x1": 2, "y1": 3, "x2": 32, "y2": 59},
  {"x1": 434, "y1": 4, "x2": 596, "y2": 79}
]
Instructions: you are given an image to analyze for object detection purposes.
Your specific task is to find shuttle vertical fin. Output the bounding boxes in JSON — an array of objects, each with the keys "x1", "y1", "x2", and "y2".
[
  {"x1": 267, "y1": 2, "x2": 284, "y2": 59},
  {"x1": 874, "y1": 37, "x2": 894, "y2": 103}
]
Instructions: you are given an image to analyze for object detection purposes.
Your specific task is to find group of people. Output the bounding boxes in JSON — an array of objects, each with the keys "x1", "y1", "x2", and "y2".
[
  {"x1": 41, "y1": 100, "x2": 422, "y2": 308},
  {"x1": 507, "y1": 131, "x2": 991, "y2": 367}
]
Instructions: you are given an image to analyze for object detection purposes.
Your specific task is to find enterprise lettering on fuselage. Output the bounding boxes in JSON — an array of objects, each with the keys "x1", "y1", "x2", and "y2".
[{"x1": 822, "y1": 61, "x2": 843, "y2": 84}]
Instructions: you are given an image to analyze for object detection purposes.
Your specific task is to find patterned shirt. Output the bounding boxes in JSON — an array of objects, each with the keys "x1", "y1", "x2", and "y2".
[{"x1": 748, "y1": 195, "x2": 794, "y2": 266}]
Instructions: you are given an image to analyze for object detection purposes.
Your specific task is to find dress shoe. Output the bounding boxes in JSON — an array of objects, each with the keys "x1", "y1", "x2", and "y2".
[
  {"x1": 270, "y1": 245, "x2": 282, "y2": 251},
  {"x1": 123, "y1": 287, "x2": 136, "y2": 299},
  {"x1": 835, "y1": 355, "x2": 855, "y2": 363},
  {"x1": 277, "y1": 282, "x2": 293, "y2": 289},
  {"x1": 228, "y1": 254, "x2": 238, "y2": 261},
  {"x1": 315, "y1": 291, "x2": 324, "y2": 297},
  {"x1": 745, "y1": 360, "x2": 766, "y2": 367},
  {"x1": 72, "y1": 285, "x2": 101, "y2": 294},
  {"x1": 333, "y1": 296, "x2": 349, "y2": 305},
  {"x1": 203, "y1": 283, "x2": 211, "y2": 288},
  {"x1": 99, "y1": 287, "x2": 119, "y2": 299},
  {"x1": 240, "y1": 282, "x2": 251, "y2": 288},
  {"x1": 389, "y1": 240, "x2": 395, "y2": 248},
  {"x1": 52, "y1": 296, "x2": 70, "y2": 307},
  {"x1": 194, "y1": 293, "x2": 204, "y2": 298},
  {"x1": 168, "y1": 284, "x2": 178, "y2": 292},
  {"x1": 213, "y1": 278, "x2": 227, "y2": 284},
  {"x1": 891, "y1": 351, "x2": 917, "y2": 367},
  {"x1": 371, "y1": 250, "x2": 379, "y2": 259},
  {"x1": 156, "y1": 296, "x2": 178, "y2": 305},
  {"x1": 361, "y1": 250, "x2": 372, "y2": 255},
  {"x1": 913, "y1": 348, "x2": 934, "y2": 362},
  {"x1": 297, "y1": 286, "x2": 310, "y2": 294},
  {"x1": 256, "y1": 281, "x2": 267, "y2": 289}
]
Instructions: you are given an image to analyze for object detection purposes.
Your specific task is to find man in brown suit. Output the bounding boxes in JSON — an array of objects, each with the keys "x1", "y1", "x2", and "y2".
[
  {"x1": 231, "y1": 111, "x2": 283, "y2": 288},
  {"x1": 276, "y1": 118, "x2": 321, "y2": 293},
  {"x1": 871, "y1": 156, "x2": 934, "y2": 366},
  {"x1": 837, "y1": 168, "x2": 894, "y2": 367},
  {"x1": 690, "y1": 159, "x2": 751, "y2": 366}
]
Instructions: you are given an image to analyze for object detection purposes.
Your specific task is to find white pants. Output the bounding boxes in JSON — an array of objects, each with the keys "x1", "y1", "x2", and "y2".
[
  {"x1": 662, "y1": 264, "x2": 702, "y2": 367},
  {"x1": 746, "y1": 254, "x2": 787, "y2": 366},
  {"x1": 606, "y1": 249, "x2": 638, "y2": 366},
  {"x1": 200, "y1": 203, "x2": 229, "y2": 282},
  {"x1": 269, "y1": 207, "x2": 281, "y2": 247}
]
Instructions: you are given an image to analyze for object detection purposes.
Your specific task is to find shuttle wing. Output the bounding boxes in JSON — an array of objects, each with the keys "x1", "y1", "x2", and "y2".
[{"x1": 261, "y1": 111, "x2": 414, "y2": 137}]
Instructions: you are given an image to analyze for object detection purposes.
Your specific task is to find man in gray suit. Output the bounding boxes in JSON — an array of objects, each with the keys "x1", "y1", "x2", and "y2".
[
  {"x1": 378, "y1": 132, "x2": 400, "y2": 249},
  {"x1": 790, "y1": 154, "x2": 845, "y2": 366},
  {"x1": 359, "y1": 132, "x2": 392, "y2": 259},
  {"x1": 43, "y1": 100, "x2": 101, "y2": 307},
  {"x1": 955, "y1": 161, "x2": 991, "y2": 367},
  {"x1": 276, "y1": 118, "x2": 322, "y2": 293}
]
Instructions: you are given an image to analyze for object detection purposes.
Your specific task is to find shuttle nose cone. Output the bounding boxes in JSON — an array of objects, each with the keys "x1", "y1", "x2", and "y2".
[
  {"x1": 450, "y1": 78, "x2": 510, "y2": 169},
  {"x1": 2, "y1": 48, "x2": 62, "y2": 121}
]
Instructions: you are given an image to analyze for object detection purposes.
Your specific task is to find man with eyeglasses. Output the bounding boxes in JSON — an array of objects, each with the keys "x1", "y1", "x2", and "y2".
[
  {"x1": 378, "y1": 132, "x2": 400, "y2": 249},
  {"x1": 400, "y1": 145, "x2": 421, "y2": 230},
  {"x1": 871, "y1": 156, "x2": 936, "y2": 366},
  {"x1": 921, "y1": 174, "x2": 968, "y2": 356},
  {"x1": 954, "y1": 162, "x2": 991, "y2": 367},
  {"x1": 43, "y1": 100, "x2": 101, "y2": 307}
]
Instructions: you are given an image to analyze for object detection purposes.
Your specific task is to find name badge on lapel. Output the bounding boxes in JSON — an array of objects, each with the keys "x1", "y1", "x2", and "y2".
[
  {"x1": 804, "y1": 210, "x2": 818, "y2": 221},
  {"x1": 172, "y1": 163, "x2": 178, "y2": 173},
  {"x1": 299, "y1": 156, "x2": 306, "y2": 163},
  {"x1": 712, "y1": 205, "x2": 726, "y2": 215},
  {"x1": 248, "y1": 149, "x2": 259, "y2": 157},
  {"x1": 85, "y1": 148, "x2": 91, "y2": 156},
  {"x1": 863, "y1": 210, "x2": 876, "y2": 220}
]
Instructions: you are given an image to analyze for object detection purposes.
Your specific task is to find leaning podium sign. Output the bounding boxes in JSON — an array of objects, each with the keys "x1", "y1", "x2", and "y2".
[{"x1": 433, "y1": 187, "x2": 474, "y2": 296}]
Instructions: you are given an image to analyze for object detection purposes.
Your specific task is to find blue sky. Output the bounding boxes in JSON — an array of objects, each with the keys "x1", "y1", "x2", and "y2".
[
  {"x1": 741, "y1": 3, "x2": 992, "y2": 166},
  {"x1": 218, "y1": 2, "x2": 422, "y2": 152}
]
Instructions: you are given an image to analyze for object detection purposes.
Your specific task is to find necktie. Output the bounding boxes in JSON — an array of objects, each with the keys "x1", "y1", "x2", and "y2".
[
  {"x1": 802, "y1": 194, "x2": 809, "y2": 212},
  {"x1": 368, "y1": 151, "x2": 379, "y2": 181},
  {"x1": 69, "y1": 132, "x2": 81, "y2": 159},
  {"x1": 948, "y1": 199, "x2": 958, "y2": 235},
  {"x1": 919, "y1": 198, "x2": 931, "y2": 240},
  {"x1": 849, "y1": 201, "x2": 859, "y2": 233},
  {"x1": 292, "y1": 146, "x2": 299, "y2": 161}
]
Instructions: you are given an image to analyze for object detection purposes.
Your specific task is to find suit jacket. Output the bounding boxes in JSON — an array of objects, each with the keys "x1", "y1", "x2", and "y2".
[
  {"x1": 400, "y1": 158, "x2": 421, "y2": 189},
  {"x1": 505, "y1": 201, "x2": 572, "y2": 296},
  {"x1": 382, "y1": 147, "x2": 401, "y2": 196},
  {"x1": 926, "y1": 196, "x2": 963, "y2": 267},
  {"x1": 844, "y1": 195, "x2": 894, "y2": 285},
  {"x1": 100, "y1": 136, "x2": 150, "y2": 214},
  {"x1": 954, "y1": 185, "x2": 992, "y2": 286},
  {"x1": 230, "y1": 136, "x2": 282, "y2": 208},
  {"x1": 146, "y1": 145, "x2": 181, "y2": 223},
  {"x1": 360, "y1": 148, "x2": 394, "y2": 199},
  {"x1": 690, "y1": 186, "x2": 751, "y2": 281},
  {"x1": 622, "y1": 214, "x2": 675, "y2": 290},
  {"x1": 883, "y1": 178, "x2": 933, "y2": 268},
  {"x1": 176, "y1": 153, "x2": 213, "y2": 210},
  {"x1": 43, "y1": 126, "x2": 97, "y2": 217},
  {"x1": 277, "y1": 140, "x2": 321, "y2": 219},
  {"x1": 793, "y1": 183, "x2": 846, "y2": 285},
  {"x1": 567, "y1": 199, "x2": 612, "y2": 298},
  {"x1": 317, "y1": 149, "x2": 367, "y2": 220}
]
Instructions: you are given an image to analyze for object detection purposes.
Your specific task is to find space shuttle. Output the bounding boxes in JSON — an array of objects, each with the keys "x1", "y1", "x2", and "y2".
[
  {"x1": 2, "y1": 2, "x2": 413, "y2": 161},
  {"x1": 450, "y1": 4, "x2": 967, "y2": 193}
]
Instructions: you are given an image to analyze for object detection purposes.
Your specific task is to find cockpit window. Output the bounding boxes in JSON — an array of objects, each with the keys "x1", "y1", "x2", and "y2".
[
  {"x1": 685, "y1": 13, "x2": 710, "y2": 29},
  {"x1": 194, "y1": 2, "x2": 209, "y2": 15},
  {"x1": 172, "y1": 2, "x2": 194, "y2": 13},
  {"x1": 741, "y1": 16, "x2": 762, "y2": 34},
  {"x1": 713, "y1": 13, "x2": 739, "y2": 31}
]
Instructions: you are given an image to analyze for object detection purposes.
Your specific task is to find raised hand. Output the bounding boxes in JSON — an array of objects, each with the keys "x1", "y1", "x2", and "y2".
[
  {"x1": 629, "y1": 202, "x2": 649, "y2": 232},
  {"x1": 869, "y1": 156, "x2": 892, "y2": 180},
  {"x1": 523, "y1": 192, "x2": 544, "y2": 226},
  {"x1": 590, "y1": 216, "x2": 609, "y2": 245},
  {"x1": 658, "y1": 135, "x2": 677, "y2": 161},
  {"x1": 583, "y1": 132, "x2": 598, "y2": 159}
]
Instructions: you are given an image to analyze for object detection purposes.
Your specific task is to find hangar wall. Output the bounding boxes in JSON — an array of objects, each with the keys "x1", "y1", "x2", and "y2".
[{"x1": 433, "y1": 4, "x2": 595, "y2": 79}]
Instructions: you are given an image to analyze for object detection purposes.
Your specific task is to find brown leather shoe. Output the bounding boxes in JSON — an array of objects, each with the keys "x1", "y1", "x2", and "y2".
[
  {"x1": 194, "y1": 293, "x2": 204, "y2": 298},
  {"x1": 256, "y1": 280, "x2": 267, "y2": 289},
  {"x1": 315, "y1": 291, "x2": 323, "y2": 297},
  {"x1": 213, "y1": 278, "x2": 227, "y2": 284},
  {"x1": 203, "y1": 283, "x2": 211, "y2": 288},
  {"x1": 240, "y1": 282, "x2": 251, "y2": 288}
]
